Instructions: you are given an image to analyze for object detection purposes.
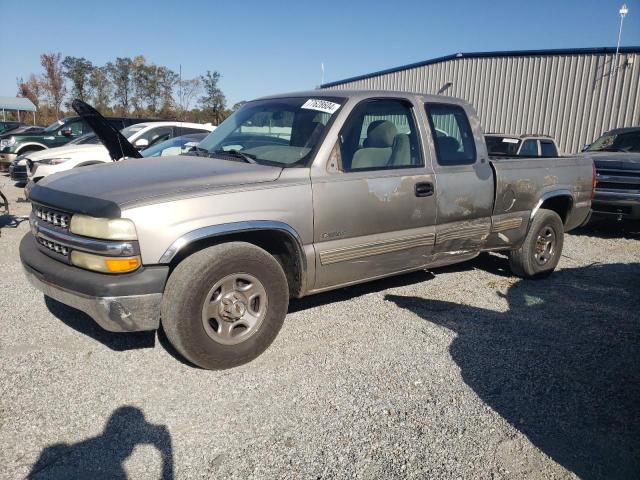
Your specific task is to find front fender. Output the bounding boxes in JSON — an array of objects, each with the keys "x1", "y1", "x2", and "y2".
[{"x1": 158, "y1": 220, "x2": 305, "y2": 264}]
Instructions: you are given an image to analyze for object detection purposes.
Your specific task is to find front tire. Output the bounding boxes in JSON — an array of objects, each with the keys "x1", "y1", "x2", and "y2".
[
  {"x1": 161, "y1": 242, "x2": 289, "y2": 369},
  {"x1": 508, "y1": 209, "x2": 564, "y2": 278}
]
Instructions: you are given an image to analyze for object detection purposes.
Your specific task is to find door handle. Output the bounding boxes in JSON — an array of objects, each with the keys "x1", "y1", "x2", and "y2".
[{"x1": 414, "y1": 182, "x2": 434, "y2": 197}]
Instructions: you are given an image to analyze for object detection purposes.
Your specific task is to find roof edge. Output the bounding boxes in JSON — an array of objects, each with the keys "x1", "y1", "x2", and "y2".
[{"x1": 320, "y1": 46, "x2": 640, "y2": 88}]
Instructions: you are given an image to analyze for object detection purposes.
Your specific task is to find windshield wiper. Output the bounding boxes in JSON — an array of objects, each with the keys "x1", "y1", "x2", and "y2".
[{"x1": 212, "y1": 149, "x2": 257, "y2": 164}]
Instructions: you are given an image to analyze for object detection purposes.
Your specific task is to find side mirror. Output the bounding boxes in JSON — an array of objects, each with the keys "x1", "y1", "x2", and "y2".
[
  {"x1": 60, "y1": 128, "x2": 73, "y2": 137},
  {"x1": 134, "y1": 138, "x2": 149, "y2": 149}
]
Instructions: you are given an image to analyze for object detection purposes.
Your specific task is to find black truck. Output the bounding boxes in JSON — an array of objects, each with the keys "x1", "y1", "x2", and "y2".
[{"x1": 581, "y1": 126, "x2": 640, "y2": 220}]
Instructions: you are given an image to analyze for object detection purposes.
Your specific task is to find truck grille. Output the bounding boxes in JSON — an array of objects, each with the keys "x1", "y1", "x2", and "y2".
[
  {"x1": 32, "y1": 204, "x2": 72, "y2": 229},
  {"x1": 596, "y1": 168, "x2": 640, "y2": 193},
  {"x1": 37, "y1": 237, "x2": 70, "y2": 257}
]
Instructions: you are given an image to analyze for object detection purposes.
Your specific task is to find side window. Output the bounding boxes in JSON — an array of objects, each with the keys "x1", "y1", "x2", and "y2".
[
  {"x1": 540, "y1": 140, "x2": 557, "y2": 157},
  {"x1": 140, "y1": 126, "x2": 173, "y2": 147},
  {"x1": 174, "y1": 127, "x2": 209, "y2": 136},
  {"x1": 425, "y1": 103, "x2": 476, "y2": 166},
  {"x1": 339, "y1": 99, "x2": 422, "y2": 171},
  {"x1": 520, "y1": 139, "x2": 539, "y2": 156}
]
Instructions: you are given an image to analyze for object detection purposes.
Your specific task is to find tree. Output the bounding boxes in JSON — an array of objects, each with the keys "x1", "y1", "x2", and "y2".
[
  {"x1": 89, "y1": 67, "x2": 112, "y2": 112},
  {"x1": 16, "y1": 74, "x2": 43, "y2": 107},
  {"x1": 199, "y1": 70, "x2": 226, "y2": 124},
  {"x1": 62, "y1": 56, "x2": 94, "y2": 102},
  {"x1": 177, "y1": 78, "x2": 202, "y2": 114},
  {"x1": 40, "y1": 52, "x2": 66, "y2": 118},
  {"x1": 130, "y1": 55, "x2": 148, "y2": 114},
  {"x1": 231, "y1": 100, "x2": 247, "y2": 112},
  {"x1": 106, "y1": 57, "x2": 134, "y2": 115},
  {"x1": 158, "y1": 66, "x2": 178, "y2": 117}
]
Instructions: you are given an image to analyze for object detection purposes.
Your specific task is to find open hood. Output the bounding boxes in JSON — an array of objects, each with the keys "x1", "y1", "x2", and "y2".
[{"x1": 71, "y1": 99, "x2": 142, "y2": 161}]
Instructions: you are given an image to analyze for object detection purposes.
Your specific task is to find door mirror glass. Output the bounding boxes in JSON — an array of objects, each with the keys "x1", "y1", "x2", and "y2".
[{"x1": 60, "y1": 128, "x2": 73, "y2": 137}]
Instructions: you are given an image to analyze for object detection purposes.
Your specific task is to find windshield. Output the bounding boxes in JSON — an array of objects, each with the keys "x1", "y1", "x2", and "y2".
[
  {"x1": 196, "y1": 97, "x2": 344, "y2": 167},
  {"x1": 587, "y1": 130, "x2": 640, "y2": 153},
  {"x1": 142, "y1": 134, "x2": 206, "y2": 157},
  {"x1": 120, "y1": 124, "x2": 147, "y2": 139},
  {"x1": 69, "y1": 133, "x2": 100, "y2": 145},
  {"x1": 485, "y1": 136, "x2": 520, "y2": 155},
  {"x1": 43, "y1": 120, "x2": 64, "y2": 133}
]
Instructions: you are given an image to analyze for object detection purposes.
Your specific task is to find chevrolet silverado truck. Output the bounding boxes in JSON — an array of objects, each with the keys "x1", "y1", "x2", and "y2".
[
  {"x1": 580, "y1": 126, "x2": 640, "y2": 220},
  {"x1": 485, "y1": 133, "x2": 559, "y2": 157},
  {"x1": 20, "y1": 91, "x2": 595, "y2": 369}
]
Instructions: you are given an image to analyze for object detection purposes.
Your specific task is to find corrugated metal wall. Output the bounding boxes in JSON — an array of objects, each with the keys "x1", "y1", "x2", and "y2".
[{"x1": 322, "y1": 52, "x2": 640, "y2": 153}]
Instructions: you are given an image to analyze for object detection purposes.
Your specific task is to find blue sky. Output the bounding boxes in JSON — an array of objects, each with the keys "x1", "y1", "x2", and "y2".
[{"x1": 1, "y1": 0, "x2": 638, "y2": 106}]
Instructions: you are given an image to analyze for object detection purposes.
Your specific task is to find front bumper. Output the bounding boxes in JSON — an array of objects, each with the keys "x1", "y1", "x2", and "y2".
[
  {"x1": 592, "y1": 189, "x2": 640, "y2": 219},
  {"x1": 20, "y1": 233, "x2": 169, "y2": 332}
]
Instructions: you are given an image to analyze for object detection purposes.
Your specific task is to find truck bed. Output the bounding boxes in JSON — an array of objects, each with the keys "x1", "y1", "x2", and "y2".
[{"x1": 489, "y1": 155, "x2": 594, "y2": 231}]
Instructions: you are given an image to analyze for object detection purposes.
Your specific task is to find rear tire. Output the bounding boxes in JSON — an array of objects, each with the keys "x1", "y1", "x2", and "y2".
[
  {"x1": 508, "y1": 209, "x2": 564, "y2": 278},
  {"x1": 161, "y1": 242, "x2": 289, "y2": 369}
]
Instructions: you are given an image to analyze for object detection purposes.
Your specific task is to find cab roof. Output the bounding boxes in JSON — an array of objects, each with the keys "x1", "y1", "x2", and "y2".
[{"x1": 256, "y1": 89, "x2": 472, "y2": 107}]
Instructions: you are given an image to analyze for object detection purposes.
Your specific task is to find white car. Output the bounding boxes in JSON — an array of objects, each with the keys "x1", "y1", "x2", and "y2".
[{"x1": 27, "y1": 121, "x2": 215, "y2": 182}]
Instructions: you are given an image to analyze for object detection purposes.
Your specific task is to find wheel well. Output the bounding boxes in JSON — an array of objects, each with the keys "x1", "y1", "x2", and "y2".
[
  {"x1": 168, "y1": 230, "x2": 305, "y2": 297},
  {"x1": 18, "y1": 145, "x2": 45, "y2": 155},
  {"x1": 539, "y1": 195, "x2": 573, "y2": 223}
]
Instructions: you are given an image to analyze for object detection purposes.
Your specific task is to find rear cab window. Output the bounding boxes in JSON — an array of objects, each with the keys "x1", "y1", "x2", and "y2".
[
  {"x1": 519, "y1": 139, "x2": 539, "y2": 156},
  {"x1": 425, "y1": 103, "x2": 476, "y2": 166},
  {"x1": 540, "y1": 140, "x2": 557, "y2": 157}
]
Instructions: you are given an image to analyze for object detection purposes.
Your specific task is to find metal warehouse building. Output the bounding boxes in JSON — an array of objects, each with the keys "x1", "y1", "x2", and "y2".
[{"x1": 320, "y1": 47, "x2": 640, "y2": 153}]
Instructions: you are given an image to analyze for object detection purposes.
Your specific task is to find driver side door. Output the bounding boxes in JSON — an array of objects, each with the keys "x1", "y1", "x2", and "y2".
[{"x1": 311, "y1": 98, "x2": 437, "y2": 291}]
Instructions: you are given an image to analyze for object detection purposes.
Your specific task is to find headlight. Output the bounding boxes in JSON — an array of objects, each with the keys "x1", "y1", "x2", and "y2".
[
  {"x1": 1, "y1": 137, "x2": 16, "y2": 147},
  {"x1": 69, "y1": 214, "x2": 137, "y2": 240},
  {"x1": 38, "y1": 157, "x2": 70, "y2": 165},
  {"x1": 71, "y1": 251, "x2": 141, "y2": 273}
]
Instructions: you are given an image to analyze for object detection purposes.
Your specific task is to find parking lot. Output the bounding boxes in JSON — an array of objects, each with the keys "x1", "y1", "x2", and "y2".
[{"x1": 1, "y1": 179, "x2": 638, "y2": 479}]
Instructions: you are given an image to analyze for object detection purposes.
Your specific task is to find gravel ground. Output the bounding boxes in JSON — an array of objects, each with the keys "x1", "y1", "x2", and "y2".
[{"x1": 1, "y1": 178, "x2": 639, "y2": 479}]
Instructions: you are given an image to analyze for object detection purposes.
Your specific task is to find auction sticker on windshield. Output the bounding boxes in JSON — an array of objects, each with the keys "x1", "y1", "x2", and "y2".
[
  {"x1": 502, "y1": 138, "x2": 519, "y2": 143},
  {"x1": 301, "y1": 99, "x2": 341, "y2": 115}
]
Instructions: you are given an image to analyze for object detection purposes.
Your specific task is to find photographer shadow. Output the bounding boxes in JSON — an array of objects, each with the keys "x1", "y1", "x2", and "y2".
[
  {"x1": 27, "y1": 406, "x2": 173, "y2": 479},
  {"x1": 386, "y1": 262, "x2": 640, "y2": 479}
]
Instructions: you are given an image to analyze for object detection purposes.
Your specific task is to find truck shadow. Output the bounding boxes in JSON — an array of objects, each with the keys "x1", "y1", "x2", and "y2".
[
  {"x1": 289, "y1": 252, "x2": 512, "y2": 314},
  {"x1": 45, "y1": 297, "x2": 156, "y2": 351},
  {"x1": 572, "y1": 218, "x2": 640, "y2": 240},
  {"x1": 27, "y1": 406, "x2": 174, "y2": 479},
  {"x1": 386, "y1": 262, "x2": 640, "y2": 480}
]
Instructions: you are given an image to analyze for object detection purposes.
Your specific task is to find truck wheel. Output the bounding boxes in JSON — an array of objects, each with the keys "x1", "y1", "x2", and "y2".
[
  {"x1": 161, "y1": 242, "x2": 289, "y2": 369},
  {"x1": 508, "y1": 209, "x2": 564, "y2": 278}
]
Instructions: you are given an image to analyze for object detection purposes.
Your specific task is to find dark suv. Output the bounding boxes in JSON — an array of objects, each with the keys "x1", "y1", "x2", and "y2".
[
  {"x1": 581, "y1": 126, "x2": 640, "y2": 220},
  {"x1": 0, "y1": 116, "x2": 156, "y2": 171}
]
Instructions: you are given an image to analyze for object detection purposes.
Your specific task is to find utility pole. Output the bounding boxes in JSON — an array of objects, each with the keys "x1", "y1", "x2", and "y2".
[
  {"x1": 179, "y1": 64, "x2": 183, "y2": 119},
  {"x1": 614, "y1": 4, "x2": 629, "y2": 76}
]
